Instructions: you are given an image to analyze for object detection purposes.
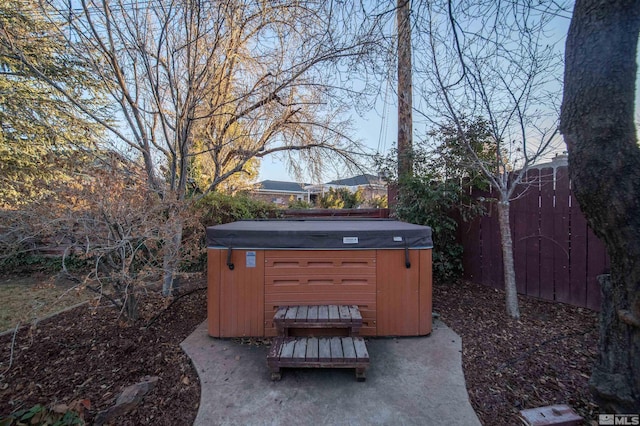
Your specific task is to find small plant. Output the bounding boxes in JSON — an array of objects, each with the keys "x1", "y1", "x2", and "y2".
[{"x1": 0, "y1": 400, "x2": 89, "y2": 426}]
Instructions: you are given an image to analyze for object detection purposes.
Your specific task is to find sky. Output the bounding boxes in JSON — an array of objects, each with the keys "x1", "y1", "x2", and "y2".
[
  {"x1": 257, "y1": 105, "x2": 396, "y2": 183},
  {"x1": 257, "y1": 2, "x2": 573, "y2": 185}
]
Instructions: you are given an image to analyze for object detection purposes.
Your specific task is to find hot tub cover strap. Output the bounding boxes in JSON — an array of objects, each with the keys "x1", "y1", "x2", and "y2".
[{"x1": 226, "y1": 247, "x2": 234, "y2": 270}]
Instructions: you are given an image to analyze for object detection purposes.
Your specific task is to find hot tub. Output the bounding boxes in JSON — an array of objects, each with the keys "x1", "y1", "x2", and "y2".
[{"x1": 206, "y1": 219, "x2": 433, "y2": 337}]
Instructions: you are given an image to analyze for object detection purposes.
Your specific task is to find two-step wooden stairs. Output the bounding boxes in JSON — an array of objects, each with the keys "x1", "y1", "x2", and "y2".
[{"x1": 267, "y1": 305, "x2": 370, "y2": 381}]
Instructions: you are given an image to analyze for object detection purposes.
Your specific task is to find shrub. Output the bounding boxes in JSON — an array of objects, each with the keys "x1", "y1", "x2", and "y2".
[
  {"x1": 395, "y1": 175, "x2": 484, "y2": 284},
  {"x1": 194, "y1": 191, "x2": 280, "y2": 226},
  {"x1": 181, "y1": 192, "x2": 282, "y2": 272},
  {"x1": 318, "y1": 187, "x2": 364, "y2": 209},
  {"x1": 0, "y1": 253, "x2": 89, "y2": 276},
  {"x1": 287, "y1": 198, "x2": 313, "y2": 209},
  {"x1": 368, "y1": 194, "x2": 388, "y2": 208}
]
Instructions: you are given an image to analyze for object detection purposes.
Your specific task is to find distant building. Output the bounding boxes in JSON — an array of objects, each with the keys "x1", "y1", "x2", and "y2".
[
  {"x1": 326, "y1": 174, "x2": 387, "y2": 202},
  {"x1": 529, "y1": 153, "x2": 568, "y2": 169},
  {"x1": 251, "y1": 180, "x2": 311, "y2": 206},
  {"x1": 304, "y1": 174, "x2": 386, "y2": 204},
  {"x1": 252, "y1": 174, "x2": 387, "y2": 207}
]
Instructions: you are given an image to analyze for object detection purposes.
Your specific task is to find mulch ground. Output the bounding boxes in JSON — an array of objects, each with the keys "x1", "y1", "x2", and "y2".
[
  {"x1": 434, "y1": 280, "x2": 599, "y2": 426},
  {"x1": 0, "y1": 275, "x2": 207, "y2": 425},
  {"x1": 0, "y1": 276, "x2": 599, "y2": 425}
]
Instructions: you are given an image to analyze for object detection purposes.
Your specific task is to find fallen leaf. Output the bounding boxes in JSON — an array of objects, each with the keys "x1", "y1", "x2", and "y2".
[{"x1": 52, "y1": 404, "x2": 68, "y2": 414}]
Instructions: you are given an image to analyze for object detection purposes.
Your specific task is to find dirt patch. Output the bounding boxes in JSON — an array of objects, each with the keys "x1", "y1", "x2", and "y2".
[
  {"x1": 0, "y1": 274, "x2": 93, "y2": 333},
  {"x1": 0, "y1": 276, "x2": 600, "y2": 425}
]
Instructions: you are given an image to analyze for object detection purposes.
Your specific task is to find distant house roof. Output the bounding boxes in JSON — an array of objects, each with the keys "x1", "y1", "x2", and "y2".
[
  {"x1": 327, "y1": 174, "x2": 383, "y2": 186},
  {"x1": 529, "y1": 153, "x2": 568, "y2": 169},
  {"x1": 256, "y1": 180, "x2": 310, "y2": 193}
]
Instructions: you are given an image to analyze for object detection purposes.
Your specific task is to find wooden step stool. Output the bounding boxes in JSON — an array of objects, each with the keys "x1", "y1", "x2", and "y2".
[{"x1": 267, "y1": 305, "x2": 370, "y2": 381}]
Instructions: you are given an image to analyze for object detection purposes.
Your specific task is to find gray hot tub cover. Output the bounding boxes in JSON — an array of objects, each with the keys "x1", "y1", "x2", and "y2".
[{"x1": 206, "y1": 219, "x2": 433, "y2": 249}]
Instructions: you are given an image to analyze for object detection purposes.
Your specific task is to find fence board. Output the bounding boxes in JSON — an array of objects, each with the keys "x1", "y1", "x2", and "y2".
[
  {"x1": 484, "y1": 201, "x2": 503, "y2": 288},
  {"x1": 524, "y1": 169, "x2": 541, "y2": 298},
  {"x1": 570, "y1": 184, "x2": 588, "y2": 308},
  {"x1": 553, "y1": 167, "x2": 572, "y2": 304},
  {"x1": 539, "y1": 168, "x2": 556, "y2": 300},
  {"x1": 478, "y1": 206, "x2": 489, "y2": 287},
  {"x1": 586, "y1": 226, "x2": 605, "y2": 310},
  {"x1": 511, "y1": 188, "x2": 528, "y2": 295},
  {"x1": 460, "y1": 212, "x2": 483, "y2": 282}
]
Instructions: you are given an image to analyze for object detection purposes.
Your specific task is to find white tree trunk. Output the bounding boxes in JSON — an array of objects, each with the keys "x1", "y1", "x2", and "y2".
[
  {"x1": 162, "y1": 212, "x2": 184, "y2": 296},
  {"x1": 497, "y1": 199, "x2": 520, "y2": 319}
]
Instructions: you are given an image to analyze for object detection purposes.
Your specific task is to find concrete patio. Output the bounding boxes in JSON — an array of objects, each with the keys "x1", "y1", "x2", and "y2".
[{"x1": 181, "y1": 319, "x2": 481, "y2": 425}]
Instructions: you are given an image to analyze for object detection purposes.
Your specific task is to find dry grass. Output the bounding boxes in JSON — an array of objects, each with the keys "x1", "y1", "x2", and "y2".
[{"x1": 0, "y1": 275, "x2": 93, "y2": 333}]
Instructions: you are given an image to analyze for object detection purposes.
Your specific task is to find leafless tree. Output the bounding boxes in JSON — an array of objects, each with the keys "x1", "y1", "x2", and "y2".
[
  {"x1": 11, "y1": 0, "x2": 386, "y2": 296},
  {"x1": 411, "y1": 0, "x2": 567, "y2": 318}
]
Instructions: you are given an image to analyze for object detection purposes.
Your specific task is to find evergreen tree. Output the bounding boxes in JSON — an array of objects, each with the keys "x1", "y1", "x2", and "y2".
[{"x1": 0, "y1": 0, "x2": 105, "y2": 207}]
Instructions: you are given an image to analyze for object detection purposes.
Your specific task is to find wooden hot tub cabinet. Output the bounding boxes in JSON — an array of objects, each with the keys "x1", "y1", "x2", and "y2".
[{"x1": 206, "y1": 220, "x2": 432, "y2": 338}]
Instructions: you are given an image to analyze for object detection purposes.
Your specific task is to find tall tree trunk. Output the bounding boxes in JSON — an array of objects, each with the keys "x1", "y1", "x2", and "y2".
[
  {"x1": 497, "y1": 199, "x2": 520, "y2": 319},
  {"x1": 397, "y1": 0, "x2": 413, "y2": 180},
  {"x1": 560, "y1": 0, "x2": 640, "y2": 412}
]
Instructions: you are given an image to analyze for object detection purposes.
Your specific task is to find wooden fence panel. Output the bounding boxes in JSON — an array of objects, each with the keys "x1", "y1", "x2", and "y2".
[
  {"x1": 460, "y1": 164, "x2": 609, "y2": 311},
  {"x1": 282, "y1": 208, "x2": 390, "y2": 218}
]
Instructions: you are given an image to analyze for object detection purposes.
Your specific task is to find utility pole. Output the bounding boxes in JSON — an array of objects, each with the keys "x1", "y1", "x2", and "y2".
[{"x1": 397, "y1": 0, "x2": 413, "y2": 180}]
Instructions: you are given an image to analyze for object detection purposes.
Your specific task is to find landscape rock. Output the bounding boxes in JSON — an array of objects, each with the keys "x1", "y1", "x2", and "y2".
[{"x1": 93, "y1": 376, "x2": 159, "y2": 426}]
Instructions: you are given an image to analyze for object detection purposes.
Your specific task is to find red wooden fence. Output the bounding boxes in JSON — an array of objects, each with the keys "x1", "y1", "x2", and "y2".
[
  {"x1": 282, "y1": 208, "x2": 390, "y2": 218},
  {"x1": 458, "y1": 165, "x2": 609, "y2": 311}
]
